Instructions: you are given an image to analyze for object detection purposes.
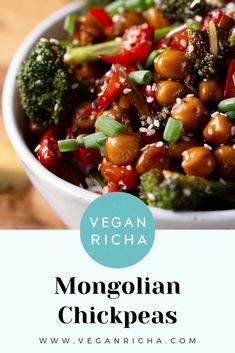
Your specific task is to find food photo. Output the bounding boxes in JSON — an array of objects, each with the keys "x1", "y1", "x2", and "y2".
[{"x1": 2, "y1": 0, "x2": 235, "y2": 228}]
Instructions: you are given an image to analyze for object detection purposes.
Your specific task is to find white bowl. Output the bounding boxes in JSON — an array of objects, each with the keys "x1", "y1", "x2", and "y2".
[{"x1": 3, "y1": 1, "x2": 235, "y2": 229}]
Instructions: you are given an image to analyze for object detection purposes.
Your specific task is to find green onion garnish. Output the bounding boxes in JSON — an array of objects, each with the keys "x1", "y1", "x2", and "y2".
[
  {"x1": 64, "y1": 15, "x2": 76, "y2": 37},
  {"x1": 83, "y1": 132, "x2": 107, "y2": 149},
  {"x1": 58, "y1": 139, "x2": 78, "y2": 152},
  {"x1": 226, "y1": 111, "x2": 235, "y2": 120},
  {"x1": 76, "y1": 134, "x2": 87, "y2": 146},
  {"x1": 154, "y1": 22, "x2": 180, "y2": 41},
  {"x1": 163, "y1": 118, "x2": 183, "y2": 143},
  {"x1": 129, "y1": 70, "x2": 152, "y2": 85},
  {"x1": 95, "y1": 115, "x2": 125, "y2": 136},
  {"x1": 106, "y1": 0, "x2": 155, "y2": 16},
  {"x1": 186, "y1": 21, "x2": 200, "y2": 31},
  {"x1": 145, "y1": 49, "x2": 168, "y2": 68}
]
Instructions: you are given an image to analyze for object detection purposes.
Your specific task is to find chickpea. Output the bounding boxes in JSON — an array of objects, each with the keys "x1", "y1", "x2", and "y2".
[
  {"x1": 72, "y1": 101, "x2": 95, "y2": 130},
  {"x1": 203, "y1": 113, "x2": 232, "y2": 145},
  {"x1": 28, "y1": 120, "x2": 46, "y2": 139},
  {"x1": 155, "y1": 81, "x2": 187, "y2": 106},
  {"x1": 96, "y1": 107, "x2": 122, "y2": 123},
  {"x1": 105, "y1": 133, "x2": 140, "y2": 166},
  {"x1": 214, "y1": 146, "x2": 235, "y2": 181},
  {"x1": 122, "y1": 11, "x2": 145, "y2": 28},
  {"x1": 199, "y1": 79, "x2": 224, "y2": 105},
  {"x1": 154, "y1": 50, "x2": 189, "y2": 80},
  {"x1": 144, "y1": 7, "x2": 172, "y2": 29},
  {"x1": 169, "y1": 135, "x2": 202, "y2": 160},
  {"x1": 74, "y1": 16, "x2": 102, "y2": 45},
  {"x1": 136, "y1": 142, "x2": 171, "y2": 176},
  {"x1": 182, "y1": 146, "x2": 215, "y2": 178},
  {"x1": 171, "y1": 96, "x2": 208, "y2": 132}
]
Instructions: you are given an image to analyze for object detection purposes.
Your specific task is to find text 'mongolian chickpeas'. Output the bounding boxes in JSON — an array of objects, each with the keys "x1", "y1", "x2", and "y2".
[
  {"x1": 171, "y1": 96, "x2": 208, "y2": 132},
  {"x1": 105, "y1": 132, "x2": 140, "y2": 166},
  {"x1": 203, "y1": 113, "x2": 232, "y2": 145},
  {"x1": 199, "y1": 79, "x2": 224, "y2": 105},
  {"x1": 154, "y1": 50, "x2": 189, "y2": 80},
  {"x1": 182, "y1": 146, "x2": 215, "y2": 178},
  {"x1": 136, "y1": 143, "x2": 171, "y2": 176},
  {"x1": 155, "y1": 81, "x2": 187, "y2": 106},
  {"x1": 214, "y1": 146, "x2": 235, "y2": 181}
]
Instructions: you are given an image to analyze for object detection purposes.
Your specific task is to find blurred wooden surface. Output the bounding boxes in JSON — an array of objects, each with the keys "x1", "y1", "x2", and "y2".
[{"x1": 0, "y1": 0, "x2": 67, "y2": 229}]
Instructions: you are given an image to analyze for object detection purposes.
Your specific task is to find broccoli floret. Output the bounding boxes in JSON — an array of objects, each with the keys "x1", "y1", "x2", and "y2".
[
  {"x1": 186, "y1": 27, "x2": 230, "y2": 79},
  {"x1": 17, "y1": 38, "x2": 79, "y2": 127},
  {"x1": 155, "y1": 0, "x2": 209, "y2": 21},
  {"x1": 140, "y1": 169, "x2": 235, "y2": 211}
]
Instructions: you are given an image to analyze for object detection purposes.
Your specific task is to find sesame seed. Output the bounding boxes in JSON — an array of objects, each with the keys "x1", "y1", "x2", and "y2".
[
  {"x1": 54, "y1": 103, "x2": 59, "y2": 111},
  {"x1": 71, "y1": 83, "x2": 79, "y2": 90},
  {"x1": 50, "y1": 38, "x2": 59, "y2": 44},
  {"x1": 139, "y1": 127, "x2": 148, "y2": 133},
  {"x1": 204, "y1": 143, "x2": 212, "y2": 150},
  {"x1": 186, "y1": 94, "x2": 194, "y2": 98},
  {"x1": 148, "y1": 124, "x2": 154, "y2": 130},
  {"x1": 154, "y1": 120, "x2": 160, "y2": 128},
  {"x1": 182, "y1": 136, "x2": 190, "y2": 142},
  {"x1": 156, "y1": 141, "x2": 164, "y2": 147},
  {"x1": 147, "y1": 97, "x2": 154, "y2": 103},
  {"x1": 183, "y1": 189, "x2": 192, "y2": 197},
  {"x1": 231, "y1": 127, "x2": 235, "y2": 135},
  {"x1": 176, "y1": 98, "x2": 182, "y2": 104},
  {"x1": 211, "y1": 111, "x2": 219, "y2": 118},
  {"x1": 147, "y1": 193, "x2": 156, "y2": 201},
  {"x1": 147, "y1": 116, "x2": 153, "y2": 125},
  {"x1": 146, "y1": 129, "x2": 156, "y2": 136},
  {"x1": 126, "y1": 165, "x2": 132, "y2": 171},
  {"x1": 123, "y1": 88, "x2": 132, "y2": 95}
]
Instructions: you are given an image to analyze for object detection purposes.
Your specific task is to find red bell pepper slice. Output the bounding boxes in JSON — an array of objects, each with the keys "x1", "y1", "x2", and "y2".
[
  {"x1": 100, "y1": 159, "x2": 139, "y2": 190},
  {"x1": 35, "y1": 128, "x2": 62, "y2": 174},
  {"x1": 73, "y1": 147, "x2": 102, "y2": 168},
  {"x1": 89, "y1": 7, "x2": 113, "y2": 28},
  {"x1": 154, "y1": 24, "x2": 188, "y2": 51},
  {"x1": 80, "y1": 71, "x2": 122, "y2": 119},
  {"x1": 200, "y1": 9, "x2": 224, "y2": 31},
  {"x1": 225, "y1": 59, "x2": 235, "y2": 99},
  {"x1": 100, "y1": 23, "x2": 153, "y2": 64}
]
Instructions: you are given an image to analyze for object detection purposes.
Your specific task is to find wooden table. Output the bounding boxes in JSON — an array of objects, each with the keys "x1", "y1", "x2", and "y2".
[{"x1": 0, "y1": 0, "x2": 67, "y2": 229}]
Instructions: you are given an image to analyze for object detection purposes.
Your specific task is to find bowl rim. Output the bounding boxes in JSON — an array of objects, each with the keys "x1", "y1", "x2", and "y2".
[{"x1": 2, "y1": 0, "x2": 235, "y2": 225}]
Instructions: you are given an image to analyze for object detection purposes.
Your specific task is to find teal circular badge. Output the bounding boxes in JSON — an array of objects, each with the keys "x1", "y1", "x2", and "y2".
[{"x1": 80, "y1": 193, "x2": 155, "y2": 268}]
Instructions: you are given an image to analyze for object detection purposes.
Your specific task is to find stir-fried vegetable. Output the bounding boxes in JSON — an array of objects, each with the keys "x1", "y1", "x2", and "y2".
[{"x1": 18, "y1": 0, "x2": 235, "y2": 210}]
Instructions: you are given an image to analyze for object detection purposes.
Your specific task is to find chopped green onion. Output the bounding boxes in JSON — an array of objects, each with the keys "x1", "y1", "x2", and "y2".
[
  {"x1": 218, "y1": 98, "x2": 235, "y2": 112},
  {"x1": 64, "y1": 15, "x2": 76, "y2": 37},
  {"x1": 95, "y1": 115, "x2": 125, "y2": 136},
  {"x1": 58, "y1": 139, "x2": 78, "y2": 152},
  {"x1": 145, "y1": 49, "x2": 168, "y2": 68},
  {"x1": 154, "y1": 22, "x2": 180, "y2": 41},
  {"x1": 83, "y1": 132, "x2": 107, "y2": 149},
  {"x1": 76, "y1": 134, "x2": 87, "y2": 146},
  {"x1": 64, "y1": 40, "x2": 122, "y2": 64},
  {"x1": 226, "y1": 111, "x2": 235, "y2": 120},
  {"x1": 163, "y1": 118, "x2": 183, "y2": 143},
  {"x1": 106, "y1": 0, "x2": 155, "y2": 16},
  {"x1": 186, "y1": 21, "x2": 200, "y2": 31},
  {"x1": 129, "y1": 70, "x2": 152, "y2": 85}
]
